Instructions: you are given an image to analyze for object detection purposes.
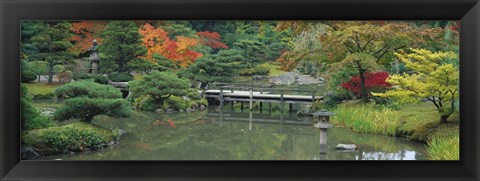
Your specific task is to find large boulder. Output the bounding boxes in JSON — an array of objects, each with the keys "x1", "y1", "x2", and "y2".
[
  {"x1": 21, "y1": 146, "x2": 41, "y2": 160},
  {"x1": 296, "y1": 105, "x2": 313, "y2": 117},
  {"x1": 269, "y1": 72, "x2": 296, "y2": 85}
]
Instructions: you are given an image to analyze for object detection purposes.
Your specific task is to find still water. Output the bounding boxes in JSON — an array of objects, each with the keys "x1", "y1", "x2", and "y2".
[{"x1": 42, "y1": 104, "x2": 428, "y2": 160}]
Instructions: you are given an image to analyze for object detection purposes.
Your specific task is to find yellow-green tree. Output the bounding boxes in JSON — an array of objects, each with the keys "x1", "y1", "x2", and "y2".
[{"x1": 373, "y1": 48, "x2": 458, "y2": 123}]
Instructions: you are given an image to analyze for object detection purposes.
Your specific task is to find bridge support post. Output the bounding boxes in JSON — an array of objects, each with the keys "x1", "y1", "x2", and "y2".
[
  {"x1": 249, "y1": 89, "x2": 253, "y2": 111},
  {"x1": 289, "y1": 103, "x2": 292, "y2": 112},
  {"x1": 241, "y1": 102, "x2": 244, "y2": 112},
  {"x1": 312, "y1": 91, "x2": 316, "y2": 104},
  {"x1": 249, "y1": 111, "x2": 253, "y2": 131},
  {"x1": 269, "y1": 102, "x2": 272, "y2": 115},
  {"x1": 220, "y1": 87, "x2": 224, "y2": 109},
  {"x1": 280, "y1": 90, "x2": 285, "y2": 113}
]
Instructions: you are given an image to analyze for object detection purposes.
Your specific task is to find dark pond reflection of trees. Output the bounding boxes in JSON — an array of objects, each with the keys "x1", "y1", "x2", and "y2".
[{"x1": 45, "y1": 107, "x2": 427, "y2": 160}]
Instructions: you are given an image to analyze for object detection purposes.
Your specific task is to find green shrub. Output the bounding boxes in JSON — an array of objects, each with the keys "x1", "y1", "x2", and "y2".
[
  {"x1": 21, "y1": 71, "x2": 37, "y2": 83},
  {"x1": 25, "y1": 114, "x2": 55, "y2": 130},
  {"x1": 139, "y1": 97, "x2": 159, "y2": 111},
  {"x1": 55, "y1": 80, "x2": 122, "y2": 99},
  {"x1": 128, "y1": 71, "x2": 189, "y2": 104},
  {"x1": 165, "y1": 96, "x2": 188, "y2": 110},
  {"x1": 108, "y1": 72, "x2": 134, "y2": 82},
  {"x1": 186, "y1": 89, "x2": 202, "y2": 100},
  {"x1": 253, "y1": 65, "x2": 270, "y2": 75},
  {"x1": 195, "y1": 99, "x2": 208, "y2": 107},
  {"x1": 39, "y1": 122, "x2": 113, "y2": 153},
  {"x1": 21, "y1": 84, "x2": 55, "y2": 130},
  {"x1": 72, "y1": 72, "x2": 91, "y2": 80},
  {"x1": 371, "y1": 96, "x2": 401, "y2": 110},
  {"x1": 54, "y1": 81, "x2": 131, "y2": 122},
  {"x1": 54, "y1": 97, "x2": 132, "y2": 122},
  {"x1": 90, "y1": 74, "x2": 109, "y2": 85},
  {"x1": 73, "y1": 72, "x2": 109, "y2": 85}
]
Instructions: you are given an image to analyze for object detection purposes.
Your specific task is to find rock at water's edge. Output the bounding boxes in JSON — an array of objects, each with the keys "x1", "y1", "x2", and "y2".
[{"x1": 334, "y1": 144, "x2": 358, "y2": 150}]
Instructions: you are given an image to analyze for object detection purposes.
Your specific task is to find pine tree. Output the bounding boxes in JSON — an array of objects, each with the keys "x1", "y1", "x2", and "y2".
[
  {"x1": 30, "y1": 21, "x2": 74, "y2": 84},
  {"x1": 99, "y1": 21, "x2": 146, "y2": 73}
]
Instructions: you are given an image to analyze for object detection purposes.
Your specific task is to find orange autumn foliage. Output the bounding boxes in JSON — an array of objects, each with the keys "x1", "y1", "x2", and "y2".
[
  {"x1": 70, "y1": 21, "x2": 106, "y2": 55},
  {"x1": 138, "y1": 23, "x2": 203, "y2": 68}
]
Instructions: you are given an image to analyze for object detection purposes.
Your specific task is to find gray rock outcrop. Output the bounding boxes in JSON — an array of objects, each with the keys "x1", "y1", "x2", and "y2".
[{"x1": 269, "y1": 72, "x2": 323, "y2": 85}]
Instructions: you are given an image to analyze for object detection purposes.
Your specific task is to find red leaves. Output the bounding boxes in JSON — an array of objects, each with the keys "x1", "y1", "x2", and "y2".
[
  {"x1": 197, "y1": 31, "x2": 228, "y2": 49},
  {"x1": 449, "y1": 21, "x2": 460, "y2": 32},
  {"x1": 341, "y1": 71, "x2": 391, "y2": 97},
  {"x1": 70, "y1": 21, "x2": 106, "y2": 55},
  {"x1": 138, "y1": 23, "x2": 208, "y2": 68}
]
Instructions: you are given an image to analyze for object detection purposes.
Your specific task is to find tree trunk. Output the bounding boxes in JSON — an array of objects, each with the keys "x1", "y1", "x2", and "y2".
[
  {"x1": 440, "y1": 115, "x2": 449, "y2": 123},
  {"x1": 37, "y1": 75, "x2": 41, "y2": 82},
  {"x1": 355, "y1": 61, "x2": 368, "y2": 103},
  {"x1": 48, "y1": 63, "x2": 54, "y2": 84},
  {"x1": 118, "y1": 62, "x2": 125, "y2": 72}
]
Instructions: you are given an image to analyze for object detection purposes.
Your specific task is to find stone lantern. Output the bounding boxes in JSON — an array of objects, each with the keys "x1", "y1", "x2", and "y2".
[
  {"x1": 312, "y1": 109, "x2": 334, "y2": 154},
  {"x1": 88, "y1": 39, "x2": 100, "y2": 74}
]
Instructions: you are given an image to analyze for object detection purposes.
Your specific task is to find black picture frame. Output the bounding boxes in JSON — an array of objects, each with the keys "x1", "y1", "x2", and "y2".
[{"x1": 1, "y1": 0, "x2": 479, "y2": 180}]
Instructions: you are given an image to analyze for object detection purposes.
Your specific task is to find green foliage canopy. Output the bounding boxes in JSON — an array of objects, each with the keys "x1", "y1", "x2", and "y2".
[
  {"x1": 129, "y1": 71, "x2": 190, "y2": 103},
  {"x1": 54, "y1": 81, "x2": 131, "y2": 122},
  {"x1": 99, "y1": 21, "x2": 147, "y2": 73}
]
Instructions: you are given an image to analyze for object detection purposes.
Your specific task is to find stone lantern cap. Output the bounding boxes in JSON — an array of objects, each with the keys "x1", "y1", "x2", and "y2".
[
  {"x1": 88, "y1": 39, "x2": 99, "y2": 52},
  {"x1": 312, "y1": 109, "x2": 334, "y2": 117}
]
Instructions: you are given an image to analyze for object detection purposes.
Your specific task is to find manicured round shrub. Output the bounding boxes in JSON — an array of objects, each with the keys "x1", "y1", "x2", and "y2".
[
  {"x1": 72, "y1": 72, "x2": 91, "y2": 80},
  {"x1": 108, "y1": 72, "x2": 134, "y2": 82},
  {"x1": 90, "y1": 74, "x2": 109, "y2": 85},
  {"x1": 21, "y1": 71, "x2": 37, "y2": 83},
  {"x1": 252, "y1": 65, "x2": 270, "y2": 75},
  {"x1": 187, "y1": 91, "x2": 202, "y2": 101},
  {"x1": 164, "y1": 96, "x2": 188, "y2": 110},
  {"x1": 54, "y1": 97, "x2": 131, "y2": 122},
  {"x1": 38, "y1": 122, "x2": 113, "y2": 153},
  {"x1": 53, "y1": 81, "x2": 132, "y2": 122},
  {"x1": 55, "y1": 80, "x2": 122, "y2": 99},
  {"x1": 140, "y1": 98, "x2": 159, "y2": 111}
]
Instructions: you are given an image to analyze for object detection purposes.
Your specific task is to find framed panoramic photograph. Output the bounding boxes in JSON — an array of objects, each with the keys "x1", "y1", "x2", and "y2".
[{"x1": 1, "y1": 0, "x2": 479, "y2": 180}]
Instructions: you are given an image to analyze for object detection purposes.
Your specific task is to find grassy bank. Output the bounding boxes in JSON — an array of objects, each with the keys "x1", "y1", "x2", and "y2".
[
  {"x1": 330, "y1": 101, "x2": 459, "y2": 160},
  {"x1": 24, "y1": 82, "x2": 60, "y2": 99}
]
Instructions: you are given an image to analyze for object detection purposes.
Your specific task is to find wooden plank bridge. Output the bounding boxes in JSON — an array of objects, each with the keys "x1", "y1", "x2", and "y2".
[{"x1": 205, "y1": 83, "x2": 323, "y2": 112}]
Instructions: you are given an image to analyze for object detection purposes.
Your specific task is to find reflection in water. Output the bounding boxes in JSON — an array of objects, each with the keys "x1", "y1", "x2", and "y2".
[{"x1": 42, "y1": 105, "x2": 427, "y2": 160}]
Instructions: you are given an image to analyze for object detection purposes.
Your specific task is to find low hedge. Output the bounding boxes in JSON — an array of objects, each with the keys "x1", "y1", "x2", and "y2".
[
  {"x1": 23, "y1": 122, "x2": 114, "y2": 154},
  {"x1": 108, "y1": 72, "x2": 134, "y2": 82}
]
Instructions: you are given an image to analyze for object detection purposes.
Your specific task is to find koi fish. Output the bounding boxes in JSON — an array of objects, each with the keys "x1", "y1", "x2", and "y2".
[{"x1": 167, "y1": 119, "x2": 175, "y2": 128}]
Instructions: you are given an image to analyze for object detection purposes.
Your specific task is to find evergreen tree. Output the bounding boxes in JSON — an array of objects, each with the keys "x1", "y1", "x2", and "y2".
[
  {"x1": 29, "y1": 22, "x2": 74, "y2": 84},
  {"x1": 181, "y1": 49, "x2": 243, "y2": 88},
  {"x1": 99, "y1": 21, "x2": 146, "y2": 73}
]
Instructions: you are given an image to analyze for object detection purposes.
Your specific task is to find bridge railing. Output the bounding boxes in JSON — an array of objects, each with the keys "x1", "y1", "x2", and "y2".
[
  {"x1": 208, "y1": 82, "x2": 319, "y2": 97},
  {"x1": 207, "y1": 82, "x2": 321, "y2": 112}
]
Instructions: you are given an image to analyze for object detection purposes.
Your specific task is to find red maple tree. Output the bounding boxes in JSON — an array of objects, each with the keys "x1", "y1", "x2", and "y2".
[
  {"x1": 341, "y1": 71, "x2": 391, "y2": 97},
  {"x1": 138, "y1": 23, "x2": 205, "y2": 68},
  {"x1": 197, "y1": 31, "x2": 228, "y2": 49}
]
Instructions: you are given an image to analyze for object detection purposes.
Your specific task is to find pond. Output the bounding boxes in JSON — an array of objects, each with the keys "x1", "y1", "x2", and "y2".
[{"x1": 36, "y1": 100, "x2": 428, "y2": 161}]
